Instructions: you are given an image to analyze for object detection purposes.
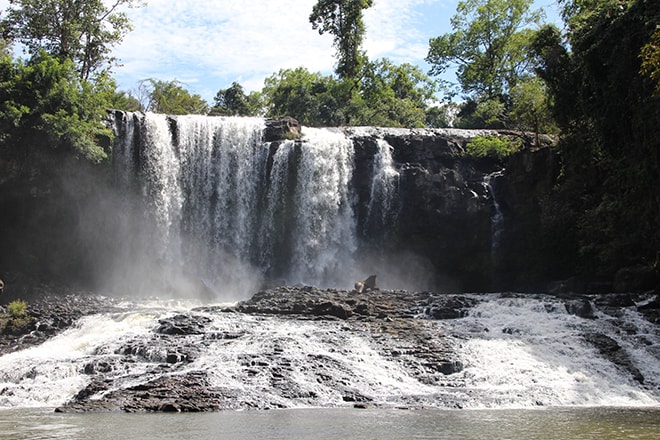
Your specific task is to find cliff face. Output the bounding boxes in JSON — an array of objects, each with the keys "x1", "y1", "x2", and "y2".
[
  {"x1": 345, "y1": 127, "x2": 561, "y2": 291},
  {"x1": 0, "y1": 144, "x2": 114, "y2": 288},
  {"x1": 0, "y1": 116, "x2": 562, "y2": 294},
  {"x1": 347, "y1": 128, "x2": 496, "y2": 291}
]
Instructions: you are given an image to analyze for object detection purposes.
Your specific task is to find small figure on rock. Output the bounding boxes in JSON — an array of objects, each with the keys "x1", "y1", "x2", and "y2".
[{"x1": 354, "y1": 275, "x2": 377, "y2": 293}]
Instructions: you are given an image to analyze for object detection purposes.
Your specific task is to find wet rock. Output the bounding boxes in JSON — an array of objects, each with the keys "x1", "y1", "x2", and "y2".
[
  {"x1": 156, "y1": 314, "x2": 211, "y2": 335},
  {"x1": 592, "y1": 294, "x2": 636, "y2": 317},
  {"x1": 563, "y1": 297, "x2": 595, "y2": 319},
  {"x1": 313, "y1": 301, "x2": 351, "y2": 319},
  {"x1": 583, "y1": 333, "x2": 644, "y2": 384},
  {"x1": 264, "y1": 116, "x2": 301, "y2": 142},
  {"x1": 342, "y1": 391, "x2": 373, "y2": 403},
  {"x1": 614, "y1": 266, "x2": 658, "y2": 293},
  {"x1": 637, "y1": 295, "x2": 660, "y2": 324},
  {"x1": 12, "y1": 287, "x2": 657, "y2": 413},
  {"x1": 424, "y1": 295, "x2": 479, "y2": 319},
  {"x1": 57, "y1": 371, "x2": 226, "y2": 413},
  {"x1": 0, "y1": 292, "x2": 122, "y2": 355}
]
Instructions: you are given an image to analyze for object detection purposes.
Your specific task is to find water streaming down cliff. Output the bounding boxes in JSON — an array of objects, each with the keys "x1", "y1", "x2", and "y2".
[
  {"x1": 484, "y1": 170, "x2": 504, "y2": 257},
  {"x1": 365, "y1": 139, "x2": 400, "y2": 239},
  {"x1": 109, "y1": 113, "x2": 403, "y2": 297}
]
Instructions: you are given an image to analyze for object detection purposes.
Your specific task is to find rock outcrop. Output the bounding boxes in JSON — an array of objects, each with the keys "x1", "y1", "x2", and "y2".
[
  {"x1": 264, "y1": 116, "x2": 302, "y2": 142},
  {"x1": 51, "y1": 286, "x2": 478, "y2": 412},
  {"x1": 0, "y1": 287, "x2": 655, "y2": 412}
]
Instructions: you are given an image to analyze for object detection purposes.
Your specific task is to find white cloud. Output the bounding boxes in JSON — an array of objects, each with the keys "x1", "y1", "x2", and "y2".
[
  {"x1": 113, "y1": 0, "x2": 452, "y2": 99},
  {"x1": 0, "y1": 0, "x2": 455, "y2": 100},
  {"x1": 112, "y1": 0, "x2": 336, "y2": 97}
]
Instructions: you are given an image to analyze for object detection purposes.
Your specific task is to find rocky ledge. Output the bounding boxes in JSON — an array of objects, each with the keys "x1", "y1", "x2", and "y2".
[
  {"x1": 53, "y1": 286, "x2": 476, "y2": 413},
  {"x1": 1, "y1": 286, "x2": 657, "y2": 412}
]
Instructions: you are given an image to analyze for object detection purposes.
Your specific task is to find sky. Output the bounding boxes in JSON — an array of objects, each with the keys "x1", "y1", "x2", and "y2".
[{"x1": 0, "y1": 0, "x2": 562, "y2": 103}]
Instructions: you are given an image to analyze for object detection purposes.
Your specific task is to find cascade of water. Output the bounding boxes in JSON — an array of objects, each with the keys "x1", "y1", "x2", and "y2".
[
  {"x1": 288, "y1": 127, "x2": 357, "y2": 285},
  {"x1": 441, "y1": 294, "x2": 660, "y2": 408},
  {"x1": 0, "y1": 294, "x2": 657, "y2": 410},
  {"x1": 175, "y1": 115, "x2": 269, "y2": 266},
  {"x1": 110, "y1": 114, "x2": 363, "y2": 292},
  {"x1": 483, "y1": 170, "x2": 504, "y2": 256},
  {"x1": 258, "y1": 140, "x2": 296, "y2": 277},
  {"x1": 365, "y1": 139, "x2": 400, "y2": 236},
  {"x1": 140, "y1": 113, "x2": 185, "y2": 266}
]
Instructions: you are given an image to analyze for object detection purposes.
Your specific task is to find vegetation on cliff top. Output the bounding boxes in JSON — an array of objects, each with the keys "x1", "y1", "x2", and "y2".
[{"x1": 0, "y1": 0, "x2": 658, "y2": 286}]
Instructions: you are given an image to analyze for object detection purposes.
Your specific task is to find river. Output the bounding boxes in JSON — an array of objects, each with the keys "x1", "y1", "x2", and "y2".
[{"x1": 1, "y1": 406, "x2": 659, "y2": 439}]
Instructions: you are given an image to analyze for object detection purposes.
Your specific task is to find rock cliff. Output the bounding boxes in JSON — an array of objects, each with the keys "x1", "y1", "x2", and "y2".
[{"x1": 0, "y1": 115, "x2": 564, "y2": 294}]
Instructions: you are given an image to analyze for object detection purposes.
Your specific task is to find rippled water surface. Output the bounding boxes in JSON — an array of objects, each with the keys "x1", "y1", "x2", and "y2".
[{"x1": 1, "y1": 407, "x2": 659, "y2": 440}]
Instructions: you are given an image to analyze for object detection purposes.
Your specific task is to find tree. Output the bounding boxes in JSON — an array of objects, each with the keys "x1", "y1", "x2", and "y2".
[
  {"x1": 426, "y1": 0, "x2": 543, "y2": 102},
  {"x1": 357, "y1": 59, "x2": 437, "y2": 127},
  {"x1": 138, "y1": 79, "x2": 209, "y2": 115},
  {"x1": 640, "y1": 27, "x2": 660, "y2": 96},
  {"x1": 0, "y1": 37, "x2": 10, "y2": 57},
  {"x1": 0, "y1": 51, "x2": 113, "y2": 162},
  {"x1": 534, "y1": 0, "x2": 660, "y2": 275},
  {"x1": 1, "y1": 0, "x2": 141, "y2": 80},
  {"x1": 310, "y1": 0, "x2": 373, "y2": 80},
  {"x1": 210, "y1": 82, "x2": 263, "y2": 116},
  {"x1": 509, "y1": 76, "x2": 556, "y2": 144},
  {"x1": 263, "y1": 67, "x2": 346, "y2": 126}
]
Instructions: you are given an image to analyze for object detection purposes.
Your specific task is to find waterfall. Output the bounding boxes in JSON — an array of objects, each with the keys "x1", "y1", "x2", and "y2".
[
  {"x1": 288, "y1": 128, "x2": 356, "y2": 285},
  {"x1": 365, "y1": 139, "x2": 400, "y2": 237},
  {"x1": 110, "y1": 113, "x2": 364, "y2": 295},
  {"x1": 484, "y1": 170, "x2": 504, "y2": 257}
]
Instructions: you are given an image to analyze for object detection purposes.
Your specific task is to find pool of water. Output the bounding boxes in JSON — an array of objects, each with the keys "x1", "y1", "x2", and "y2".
[{"x1": 1, "y1": 407, "x2": 658, "y2": 440}]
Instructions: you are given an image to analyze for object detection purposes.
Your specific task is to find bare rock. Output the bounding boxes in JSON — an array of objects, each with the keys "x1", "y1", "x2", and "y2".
[{"x1": 264, "y1": 117, "x2": 301, "y2": 142}]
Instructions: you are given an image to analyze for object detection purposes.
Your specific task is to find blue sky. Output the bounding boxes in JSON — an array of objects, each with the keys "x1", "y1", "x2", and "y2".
[{"x1": 0, "y1": 0, "x2": 562, "y2": 103}]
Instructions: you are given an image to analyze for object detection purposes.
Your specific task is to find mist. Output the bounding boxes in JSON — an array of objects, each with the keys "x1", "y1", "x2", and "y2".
[{"x1": 60, "y1": 111, "x2": 444, "y2": 302}]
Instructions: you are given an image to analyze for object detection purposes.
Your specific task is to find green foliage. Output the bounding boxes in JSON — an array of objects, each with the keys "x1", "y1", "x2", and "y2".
[
  {"x1": 210, "y1": 82, "x2": 262, "y2": 117},
  {"x1": 1, "y1": 0, "x2": 143, "y2": 80},
  {"x1": 108, "y1": 89, "x2": 143, "y2": 112},
  {"x1": 529, "y1": 24, "x2": 573, "y2": 129},
  {"x1": 535, "y1": 0, "x2": 660, "y2": 275},
  {"x1": 310, "y1": 0, "x2": 373, "y2": 80},
  {"x1": 426, "y1": 0, "x2": 544, "y2": 102},
  {"x1": 640, "y1": 28, "x2": 660, "y2": 96},
  {"x1": 0, "y1": 37, "x2": 10, "y2": 57},
  {"x1": 2, "y1": 299, "x2": 32, "y2": 334},
  {"x1": 509, "y1": 76, "x2": 557, "y2": 142},
  {"x1": 138, "y1": 79, "x2": 209, "y2": 115},
  {"x1": 262, "y1": 60, "x2": 437, "y2": 127},
  {"x1": 464, "y1": 135, "x2": 521, "y2": 159},
  {"x1": 0, "y1": 52, "x2": 112, "y2": 162},
  {"x1": 263, "y1": 67, "x2": 346, "y2": 125},
  {"x1": 357, "y1": 59, "x2": 437, "y2": 127},
  {"x1": 6, "y1": 299, "x2": 27, "y2": 319},
  {"x1": 425, "y1": 103, "x2": 459, "y2": 128}
]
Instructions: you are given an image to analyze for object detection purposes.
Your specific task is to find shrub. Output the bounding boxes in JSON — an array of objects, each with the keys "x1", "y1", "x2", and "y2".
[
  {"x1": 7, "y1": 299, "x2": 27, "y2": 319},
  {"x1": 2, "y1": 299, "x2": 33, "y2": 335},
  {"x1": 464, "y1": 135, "x2": 521, "y2": 159}
]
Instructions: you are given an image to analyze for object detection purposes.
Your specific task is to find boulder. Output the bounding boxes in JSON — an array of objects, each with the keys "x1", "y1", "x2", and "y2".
[
  {"x1": 264, "y1": 116, "x2": 301, "y2": 142},
  {"x1": 313, "y1": 301, "x2": 351, "y2": 319},
  {"x1": 156, "y1": 314, "x2": 211, "y2": 335}
]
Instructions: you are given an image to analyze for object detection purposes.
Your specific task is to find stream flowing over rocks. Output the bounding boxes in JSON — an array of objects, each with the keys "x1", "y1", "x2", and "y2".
[{"x1": 1, "y1": 287, "x2": 658, "y2": 413}]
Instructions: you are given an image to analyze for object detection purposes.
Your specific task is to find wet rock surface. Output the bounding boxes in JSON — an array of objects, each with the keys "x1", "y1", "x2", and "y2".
[
  {"x1": 229, "y1": 285, "x2": 478, "y2": 321},
  {"x1": 50, "y1": 287, "x2": 475, "y2": 412},
  {"x1": 0, "y1": 290, "x2": 123, "y2": 354},
  {"x1": 1, "y1": 287, "x2": 657, "y2": 412}
]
